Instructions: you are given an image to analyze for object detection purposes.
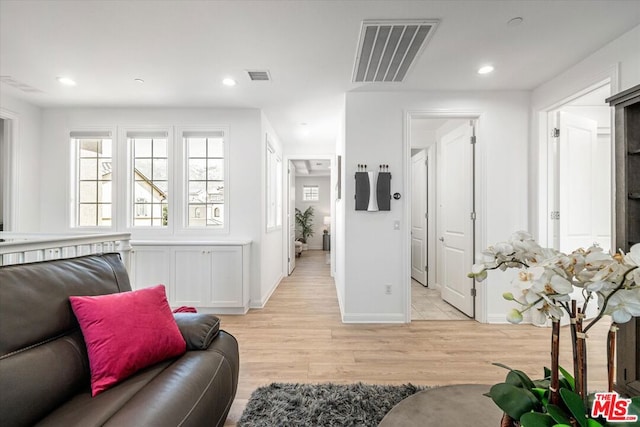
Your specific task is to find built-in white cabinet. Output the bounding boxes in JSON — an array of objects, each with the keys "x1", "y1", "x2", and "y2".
[
  {"x1": 130, "y1": 246, "x2": 172, "y2": 296},
  {"x1": 130, "y1": 241, "x2": 251, "y2": 314}
]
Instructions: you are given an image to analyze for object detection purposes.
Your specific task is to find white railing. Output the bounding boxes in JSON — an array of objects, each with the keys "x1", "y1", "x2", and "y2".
[{"x1": 0, "y1": 232, "x2": 132, "y2": 269}]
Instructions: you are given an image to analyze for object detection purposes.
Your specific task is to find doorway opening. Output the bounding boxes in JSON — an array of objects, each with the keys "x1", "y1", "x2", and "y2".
[
  {"x1": 284, "y1": 156, "x2": 335, "y2": 277},
  {"x1": 543, "y1": 81, "x2": 612, "y2": 254},
  {"x1": 539, "y1": 81, "x2": 612, "y2": 319},
  {"x1": 407, "y1": 116, "x2": 477, "y2": 321}
]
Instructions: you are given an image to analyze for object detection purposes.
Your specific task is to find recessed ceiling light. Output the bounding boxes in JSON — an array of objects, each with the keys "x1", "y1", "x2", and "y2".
[
  {"x1": 57, "y1": 76, "x2": 77, "y2": 86},
  {"x1": 477, "y1": 65, "x2": 494, "y2": 75},
  {"x1": 222, "y1": 78, "x2": 237, "y2": 87},
  {"x1": 507, "y1": 17, "x2": 524, "y2": 27},
  {"x1": 134, "y1": 78, "x2": 145, "y2": 84}
]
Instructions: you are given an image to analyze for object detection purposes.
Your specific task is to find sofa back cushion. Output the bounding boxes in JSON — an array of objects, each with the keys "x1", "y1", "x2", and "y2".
[{"x1": 0, "y1": 253, "x2": 131, "y2": 426}]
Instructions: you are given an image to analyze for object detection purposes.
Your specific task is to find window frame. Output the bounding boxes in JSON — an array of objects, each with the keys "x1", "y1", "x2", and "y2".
[
  {"x1": 69, "y1": 128, "x2": 117, "y2": 230},
  {"x1": 123, "y1": 127, "x2": 173, "y2": 234},
  {"x1": 178, "y1": 126, "x2": 230, "y2": 234},
  {"x1": 302, "y1": 184, "x2": 319, "y2": 202},
  {"x1": 266, "y1": 134, "x2": 282, "y2": 232}
]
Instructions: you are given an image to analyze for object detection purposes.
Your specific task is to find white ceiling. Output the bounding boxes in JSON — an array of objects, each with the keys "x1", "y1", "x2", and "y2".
[
  {"x1": 1, "y1": 1, "x2": 639, "y2": 149},
  {"x1": 292, "y1": 159, "x2": 331, "y2": 176}
]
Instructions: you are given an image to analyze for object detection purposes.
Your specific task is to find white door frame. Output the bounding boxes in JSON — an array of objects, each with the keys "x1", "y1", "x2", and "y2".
[
  {"x1": 535, "y1": 67, "x2": 618, "y2": 248},
  {"x1": 404, "y1": 111, "x2": 484, "y2": 323},
  {"x1": 0, "y1": 108, "x2": 19, "y2": 232},
  {"x1": 282, "y1": 154, "x2": 336, "y2": 277},
  {"x1": 287, "y1": 160, "x2": 296, "y2": 274}
]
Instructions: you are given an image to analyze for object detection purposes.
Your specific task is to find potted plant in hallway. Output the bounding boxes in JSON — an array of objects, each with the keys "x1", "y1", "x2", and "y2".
[
  {"x1": 469, "y1": 231, "x2": 640, "y2": 427},
  {"x1": 295, "y1": 207, "x2": 315, "y2": 251}
]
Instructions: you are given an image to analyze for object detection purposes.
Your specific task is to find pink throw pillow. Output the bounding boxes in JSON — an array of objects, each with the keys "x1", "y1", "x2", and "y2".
[{"x1": 69, "y1": 285, "x2": 186, "y2": 396}]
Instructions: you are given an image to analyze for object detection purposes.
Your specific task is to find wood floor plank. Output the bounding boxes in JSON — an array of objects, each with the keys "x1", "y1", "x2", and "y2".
[{"x1": 221, "y1": 250, "x2": 611, "y2": 426}]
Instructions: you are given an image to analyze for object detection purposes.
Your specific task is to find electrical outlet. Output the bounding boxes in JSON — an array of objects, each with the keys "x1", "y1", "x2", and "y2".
[{"x1": 385, "y1": 284, "x2": 392, "y2": 295}]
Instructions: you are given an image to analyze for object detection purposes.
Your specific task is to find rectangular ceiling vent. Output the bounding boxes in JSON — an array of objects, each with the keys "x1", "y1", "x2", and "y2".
[
  {"x1": 247, "y1": 70, "x2": 271, "y2": 81},
  {"x1": 352, "y1": 19, "x2": 439, "y2": 83},
  {"x1": 1, "y1": 75, "x2": 44, "y2": 93}
]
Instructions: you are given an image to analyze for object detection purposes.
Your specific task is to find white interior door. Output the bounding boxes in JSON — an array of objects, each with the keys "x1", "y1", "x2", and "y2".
[
  {"x1": 557, "y1": 112, "x2": 610, "y2": 252},
  {"x1": 438, "y1": 122, "x2": 474, "y2": 317},
  {"x1": 411, "y1": 150, "x2": 427, "y2": 285},
  {"x1": 288, "y1": 161, "x2": 296, "y2": 274}
]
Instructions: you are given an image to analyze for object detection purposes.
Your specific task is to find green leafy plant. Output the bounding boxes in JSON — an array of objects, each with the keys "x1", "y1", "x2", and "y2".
[
  {"x1": 295, "y1": 206, "x2": 315, "y2": 243},
  {"x1": 487, "y1": 364, "x2": 640, "y2": 427}
]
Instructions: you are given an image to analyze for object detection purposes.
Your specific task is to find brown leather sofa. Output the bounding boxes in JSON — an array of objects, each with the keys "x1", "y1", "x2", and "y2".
[{"x1": 0, "y1": 253, "x2": 239, "y2": 427}]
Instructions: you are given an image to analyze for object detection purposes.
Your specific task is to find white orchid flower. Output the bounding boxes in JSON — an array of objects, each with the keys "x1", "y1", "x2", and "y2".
[
  {"x1": 603, "y1": 290, "x2": 640, "y2": 323},
  {"x1": 530, "y1": 308, "x2": 548, "y2": 326},
  {"x1": 586, "y1": 280, "x2": 616, "y2": 293},
  {"x1": 631, "y1": 269, "x2": 640, "y2": 288},
  {"x1": 529, "y1": 272, "x2": 573, "y2": 297},
  {"x1": 585, "y1": 250, "x2": 615, "y2": 268},
  {"x1": 471, "y1": 233, "x2": 640, "y2": 326},
  {"x1": 493, "y1": 242, "x2": 515, "y2": 257},
  {"x1": 514, "y1": 266, "x2": 544, "y2": 285},
  {"x1": 510, "y1": 230, "x2": 534, "y2": 242},
  {"x1": 623, "y1": 243, "x2": 640, "y2": 266}
]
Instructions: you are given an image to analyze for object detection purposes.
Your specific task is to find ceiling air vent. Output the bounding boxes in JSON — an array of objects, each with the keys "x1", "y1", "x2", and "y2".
[
  {"x1": 247, "y1": 70, "x2": 271, "y2": 81},
  {"x1": 352, "y1": 19, "x2": 439, "y2": 83},
  {"x1": 0, "y1": 75, "x2": 44, "y2": 93}
]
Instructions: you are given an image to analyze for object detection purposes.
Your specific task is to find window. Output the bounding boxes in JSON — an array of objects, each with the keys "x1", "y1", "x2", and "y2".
[
  {"x1": 71, "y1": 131, "x2": 113, "y2": 227},
  {"x1": 183, "y1": 131, "x2": 226, "y2": 228},
  {"x1": 70, "y1": 126, "x2": 228, "y2": 233},
  {"x1": 266, "y1": 137, "x2": 282, "y2": 230},
  {"x1": 303, "y1": 185, "x2": 319, "y2": 201},
  {"x1": 128, "y1": 131, "x2": 169, "y2": 227}
]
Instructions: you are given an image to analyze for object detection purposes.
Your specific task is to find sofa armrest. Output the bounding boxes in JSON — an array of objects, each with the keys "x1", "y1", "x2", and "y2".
[{"x1": 173, "y1": 313, "x2": 220, "y2": 350}]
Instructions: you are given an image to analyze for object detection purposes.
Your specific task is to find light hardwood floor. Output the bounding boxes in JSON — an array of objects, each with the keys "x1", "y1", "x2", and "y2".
[
  {"x1": 411, "y1": 279, "x2": 468, "y2": 320},
  {"x1": 220, "y1": 250, "x2": 610, "y2": 425}
]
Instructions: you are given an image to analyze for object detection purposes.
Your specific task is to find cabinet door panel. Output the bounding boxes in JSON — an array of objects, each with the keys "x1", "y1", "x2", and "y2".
[
  {"x1": 173, "y1": 248, "x2": 209, "y2": 306},
  {"x1": 210, "y1": 247, "x2": 242, "y2": 306},
  {"x1": 131, "y1": 247, "x2": 171, "y2": 299}
]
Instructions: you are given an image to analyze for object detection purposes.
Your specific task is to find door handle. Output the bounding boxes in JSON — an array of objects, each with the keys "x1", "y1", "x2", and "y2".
[{"x1": 439, "y1": 237, "x2": 445, "y2": 242}]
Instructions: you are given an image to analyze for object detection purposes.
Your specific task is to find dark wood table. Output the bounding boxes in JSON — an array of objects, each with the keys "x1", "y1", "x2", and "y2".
[{"x1": 379, "y1": 384, "x2": 503, "y2": 426}]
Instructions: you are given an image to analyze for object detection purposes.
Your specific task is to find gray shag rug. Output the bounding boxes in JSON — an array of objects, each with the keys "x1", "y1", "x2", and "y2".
[{"x1": 238, "y1": 382, "x2": 426, "y2": 427}]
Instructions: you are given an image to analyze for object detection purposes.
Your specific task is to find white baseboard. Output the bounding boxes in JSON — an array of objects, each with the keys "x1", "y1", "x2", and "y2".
[
  {"x1": 249, "y1": 273, "x2": 283, "y2": 309},
  {"x1": 486, "y1": 314, "x2": 512, "y2": 324},
  {"x1": 336, "y1": 287, "x2": 345, "y2": 318}
]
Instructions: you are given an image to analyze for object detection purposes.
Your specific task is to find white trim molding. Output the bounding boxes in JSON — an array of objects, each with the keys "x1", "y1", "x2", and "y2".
[{"x1": 0, "y1": 108, "x2": 20, "y2": 231}]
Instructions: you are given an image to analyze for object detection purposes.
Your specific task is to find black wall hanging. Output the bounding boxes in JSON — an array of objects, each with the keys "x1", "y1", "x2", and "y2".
[{"x1": 355, "y1": 165, "x2": 391, "y2": 211}]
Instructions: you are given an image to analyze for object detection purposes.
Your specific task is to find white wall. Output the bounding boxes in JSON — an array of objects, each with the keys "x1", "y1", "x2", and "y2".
[
  {"x1": 284, "y1": 141, "x2": 335, "y2": 157},
  {"x1": 295, "y1": 175, "x2": 331, "y2": 250},
  {"x1": 38, "y1": 107, "x2": 271, "y2": 305},
  {"x1": 343, "y1": 90, "x2": 530, "y2": 323},
  {"x1": 0, "y1": 93, "x2": 42, "y2": 231},
  {"x1": 259, "y1": 111, "x2": 285, "y2": 308},
  {"x1": 530, "y1": 24, "x2": 640, "y2": 242}
]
